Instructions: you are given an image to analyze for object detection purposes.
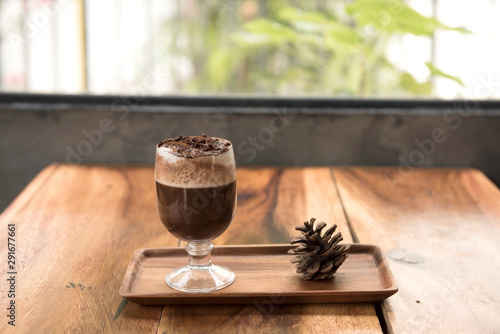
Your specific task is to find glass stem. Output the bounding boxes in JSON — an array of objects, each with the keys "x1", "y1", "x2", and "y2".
[{"x1": 186, "y1": 241, "x2": 213, "y2": 269}]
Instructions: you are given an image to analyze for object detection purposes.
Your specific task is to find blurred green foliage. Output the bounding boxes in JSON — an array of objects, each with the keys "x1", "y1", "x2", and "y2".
[{"x1": 162, "y1": 0, "x2": 468, "y2": 96}]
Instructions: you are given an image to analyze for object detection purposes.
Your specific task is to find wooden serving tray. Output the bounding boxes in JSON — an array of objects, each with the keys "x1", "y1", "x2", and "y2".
[{"x1": 119, "y1": 244, "x2": 397, "y2": 305}]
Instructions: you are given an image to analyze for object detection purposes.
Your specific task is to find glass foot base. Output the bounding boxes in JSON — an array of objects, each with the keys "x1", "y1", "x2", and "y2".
[{"x1": 165, "y1": 264, "x2": 235, "y2": 293}]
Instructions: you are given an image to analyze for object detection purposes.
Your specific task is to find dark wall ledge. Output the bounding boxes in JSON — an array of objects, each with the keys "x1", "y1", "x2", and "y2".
[
  {"x1": 1, "y1": 93, "x2": 500, "y2": 211},
  {"x1": 2, "y1": 93, "x2": 500, "y2": 114}
]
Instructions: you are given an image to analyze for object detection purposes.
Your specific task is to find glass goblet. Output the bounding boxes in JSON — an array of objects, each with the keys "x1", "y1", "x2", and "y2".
[{"x1": 155, "y1": 137, "x2": 237, "y2": 292}]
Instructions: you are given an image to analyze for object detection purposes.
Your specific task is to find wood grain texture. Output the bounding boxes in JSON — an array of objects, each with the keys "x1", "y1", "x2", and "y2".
[
  {"x1": 0, "y1": 165, "x2": 381, "y2": 333},
  {"x1": 0, "y1": 164, "x2": 58, "y2": 222},
  {"x1": 159, "y1": 167, "x2": 381, "y2": 334},
  {"x1": 333, "y1": 167, "x2": 500, "y2": 334},
  {"x1": 158, "y1": 303, "x2": 380, "y2": 334},
  {"x1": 0, "y1": 164, "x2": 175, "y2": 334},
  {"x1": 220, "y1": 167, "x2": 355, "y2": 245},
  {"x1": 120, "y1": 245, "x2": 397, "y2": 304}
]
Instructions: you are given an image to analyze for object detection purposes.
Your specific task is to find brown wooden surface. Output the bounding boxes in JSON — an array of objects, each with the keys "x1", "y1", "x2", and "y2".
[
  {"x1": 120, "y1": 244, "x2": 397, "y2": 305},
  {"x1": 0, "y1": 165, "x2": 169, "y2": 333},
  {"x1": 333, "y1": 167, "x2": 500, "y2": 334},
  {"x1": 2, "y1": 165, "x2": 499, "y2": 333},
  {"x1": 159, "y1": 167, "x2": 380, "y2": 333},
  {"x1": 0, "y1": 165, "x2": 381, "y2": 334}
]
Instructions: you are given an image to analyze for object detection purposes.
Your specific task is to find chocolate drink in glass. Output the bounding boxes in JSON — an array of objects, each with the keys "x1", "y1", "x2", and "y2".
[{"x1": 155, "y1": 134, "x2": 237, "y2": 292}]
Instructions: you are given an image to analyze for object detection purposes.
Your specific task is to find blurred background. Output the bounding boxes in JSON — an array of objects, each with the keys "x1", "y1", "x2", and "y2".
[
  {"x1": 1, "y1": 0, "x2": 500, "y2": 98},
  {"x1": 1, "y1": 0, "x2": 500, "y2": 211}
]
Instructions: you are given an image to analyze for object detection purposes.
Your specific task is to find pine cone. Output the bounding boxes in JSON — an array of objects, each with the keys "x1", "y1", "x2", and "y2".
[{"x1": 288, "y1": 218, "x2": 350, "y2": 280}]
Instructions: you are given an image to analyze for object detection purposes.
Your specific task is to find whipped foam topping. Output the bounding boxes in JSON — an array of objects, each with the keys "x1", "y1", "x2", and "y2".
[{"x1": 155, "y1": 138, "x2": 236, "y2": 188}]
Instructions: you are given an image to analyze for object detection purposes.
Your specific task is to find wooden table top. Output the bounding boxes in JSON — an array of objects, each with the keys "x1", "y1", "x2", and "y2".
[{"x1": 1, "y1": 164, "x2": 499, "y2": 333}]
